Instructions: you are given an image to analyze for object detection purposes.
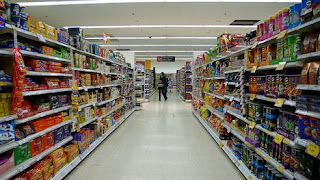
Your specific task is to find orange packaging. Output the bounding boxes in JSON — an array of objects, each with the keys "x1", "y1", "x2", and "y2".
[
  {"x1": 64, "y1": 145, "x2": 79, "y2": 162},
  {"x1": 30, "y1": 137, "x2": 44, "y2": 157},
  {"x1": 260, "y1": 47, "x2": 270, "y2": 66},
  {"x1": 53, "y1": 156, "x2": 67, "y2": 174},
  {"x1": 254, "y1": 48, "x2": 262, "y2": 66},
  {"x1": 42, "y1": 131, "x2": 54, "y2": 150},
  {"x1": 30, "y1": 119, "x2": 46, "y2": 132},
  {"x1": 41, "y1": 46, "x2": 54, "y2": 56},
  {"x1": 50, "y1": 148, "x2": 65, "y2": 160},
  {"x1": 246, "y1": 50, "x2": 255, "y2": 68},
  {"x1": 54, "y1": 114, "x2": 64, "y2": 124}
]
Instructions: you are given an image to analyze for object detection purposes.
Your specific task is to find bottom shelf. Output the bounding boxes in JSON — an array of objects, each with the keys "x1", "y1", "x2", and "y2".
[
  {"x1": 192, "y1": 110, "x2": 259, "y2": 180},
  {"x1": 52, "y1": 108, "x2": 136, "y2": 180}
]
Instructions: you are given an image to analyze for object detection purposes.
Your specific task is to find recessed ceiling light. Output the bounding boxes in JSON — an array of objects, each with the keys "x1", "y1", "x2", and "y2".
[
  {"x1": 86, "y1": 36, "x2": 218, "y2": 40},
  {"x1": 65, "y1": 25, "x2": 255, "y2": 29},
  {"x1": 18, "y1": 0, "x2": 300, "y2": 6},
  {"x1": 100, "y1": 44, "x2": 215, "y2": 47}
]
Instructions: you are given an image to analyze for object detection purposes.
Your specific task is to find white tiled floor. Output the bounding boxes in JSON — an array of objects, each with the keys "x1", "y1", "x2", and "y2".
[{"x1": 65, "y1": 92, "x2": 244, "y2": 180}]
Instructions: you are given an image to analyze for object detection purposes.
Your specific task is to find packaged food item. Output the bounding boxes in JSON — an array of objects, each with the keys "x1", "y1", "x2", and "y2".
[
  {"x1": 269, "y1": 16, "x2": 275, "y2": 37},
  {"x1": 289, "y1": 5, "x2": 295, "y2": 29},
  {"x1": 53, "y1": 156, "x2": 67, "y2": 174},
  {"x1": 10, "y1": 4, "x2": 20, "y2": 28},
  {"x1": 294, "y1": 3, "x2": 302, "y2": 27},
  {"x1": 0, "y1": 150, "x2": 14, "y2": 176},
  {"x1": 35, "y1": 19, "x2": 46, "y2": 35},
  {"x1": 30, "y1": 137, "x2": 44, "y2": 157},
  {"x1": 289, "y1": 34, "x2": 302, "y2": 62},
  {"x1": 44, "y1": 23, "x2": 57, "y2": 40},
  {"x1": 14, "y1": 143, "x2": 30, "y2": 165},
  {"x1": 282, "y1": 8, "x2": 290, "y2": 31},
  {"x1": 309, "y1": 33, "x2": 319, "y2": 53},
  {"x1": 42, "y1": 131, "x2": 54, "y2": 150},
  {"x1": 308, "y1": 62, "x2": 320, "y2": 84},
  {"x1": 301, "y1": 63, "x2": 311, "y2": 84},
  {"x1": 41, "y1": 46, "x2": 54, "y2": 56},
  {"x1": 298, "y1": 115, "x2": 312, "y2": 139},
  {"x1": 263, "y1": 19, "x2": 269, "y2": 40},
  {"x1": 64, "y1": 144, "x2": 79, "y2": 162}
]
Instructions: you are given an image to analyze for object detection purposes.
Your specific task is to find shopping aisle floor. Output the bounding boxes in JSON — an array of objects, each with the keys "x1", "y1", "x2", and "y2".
[{"x1": 65, "y1": 92, "x2": 244, "y2": 180}]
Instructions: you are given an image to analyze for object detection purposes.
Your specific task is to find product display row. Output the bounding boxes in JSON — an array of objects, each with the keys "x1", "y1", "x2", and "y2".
[
  {"x1": 192, "y1": 1, "x2": 320, "y2": 180},
  {"x1": 0, "y1": 2, "x2": 135, "y2": 180},
  {"x1": 177, "y1": 61, "x2": 193, "y2": 102}
]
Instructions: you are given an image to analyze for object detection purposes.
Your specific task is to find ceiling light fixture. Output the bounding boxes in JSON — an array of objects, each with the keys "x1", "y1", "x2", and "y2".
[
  {"x1": 18, "y1": 0, "x2": 301, "y2": 6},
  {"x1": 115, "y1": 51, "x2": 205, "y2": 53},
  {"x1": 65, "y1": 24, "x2": 255, "y2": 29},
  {"x1": 100, "y1": 44, "x2": 215, "y2": 47},
  {"x1": 86, "y1": 36, "x2": 218, "y2": 40}
]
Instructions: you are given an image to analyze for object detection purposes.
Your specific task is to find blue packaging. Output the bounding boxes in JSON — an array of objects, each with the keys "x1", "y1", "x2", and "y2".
[
  {"x1": 10, "y1": 3, "x2": 20, "y2": 28},
  {"x1": 301, "y1": 0, "x2": 313, "y2": 16},
  {"x1": 19, "y1": 6, "x2": 28, "y2": 31},
  {"x1": 294, "y1": 3, "x2": 302, "y2": 27},
  {"x1": 289, "y1": 5, "x2": 295, "y2": 29},
  {"x1": 298, "y1": 115, "x2": 312, "y2": 139}
]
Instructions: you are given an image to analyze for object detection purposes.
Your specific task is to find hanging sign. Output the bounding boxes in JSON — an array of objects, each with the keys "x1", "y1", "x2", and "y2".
[{"x1": 157, "y1": 56, "x2": 175, "y2": 62}]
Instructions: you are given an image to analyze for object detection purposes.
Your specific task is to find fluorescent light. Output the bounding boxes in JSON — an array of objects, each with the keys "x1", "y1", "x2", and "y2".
[
  {"x1": 115, "y1": 51, "x2": 205, "y2": 53},
  {"x1": 136, "y1": 58, "x2": 193, "y2": 60},
  {"x1": 136, "y1": 55, "x2": 193, "y2": 57},
  {"x1": 18, "y1": 0, "x2": 301, "y2": 6},
  {"x1": 100, "y1": 44, "x2": 215, "y2": 47},
  {"x1": 65, "y1": 25, "x2": 255, "y2": 29},
  {"x1": 86, "y1": 36, "x2": 218, "y2": 40}
]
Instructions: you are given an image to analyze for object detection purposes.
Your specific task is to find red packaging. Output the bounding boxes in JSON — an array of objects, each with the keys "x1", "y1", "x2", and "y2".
[
  {"x1": 30, "y1": 137, "x2": 44, "y2": 157},
  {"x1": 43, "y1": 131, "x2": 54, "y2": 150}
]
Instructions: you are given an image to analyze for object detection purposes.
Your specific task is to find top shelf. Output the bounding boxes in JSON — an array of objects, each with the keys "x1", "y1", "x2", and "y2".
[{"x1": 257, "y1": 16, "x2": 320, "y2": 48}]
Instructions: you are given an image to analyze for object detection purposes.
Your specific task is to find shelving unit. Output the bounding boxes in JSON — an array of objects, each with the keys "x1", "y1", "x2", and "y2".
[{"x1": 0, "y1": 19, "x2": 136, "y2": 180}]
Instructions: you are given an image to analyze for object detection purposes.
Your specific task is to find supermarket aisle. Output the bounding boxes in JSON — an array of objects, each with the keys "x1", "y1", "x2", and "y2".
[{"x1": 65, "y1": 92, "x2": 243, "y2": 180}]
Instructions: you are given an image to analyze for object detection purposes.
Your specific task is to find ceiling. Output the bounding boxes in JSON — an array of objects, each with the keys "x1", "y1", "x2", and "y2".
[{"x1": 14, "y1": 0, "x2": 296, "y2": 58}]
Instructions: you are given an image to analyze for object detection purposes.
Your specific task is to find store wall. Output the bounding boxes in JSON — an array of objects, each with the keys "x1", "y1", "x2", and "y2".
[
  {"x1": 151, "y1": 60, "x2": 186, "y2": 74},
  {"x1": 119, "y1": 51, "x2": 135, "y2": 67}
]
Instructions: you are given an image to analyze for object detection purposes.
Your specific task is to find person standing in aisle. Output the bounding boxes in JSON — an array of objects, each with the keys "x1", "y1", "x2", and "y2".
[
  {"x1": 158, "y1": 75, "x2": 164, "y2": 101},
  {"x1": 160, "y1": 72, "x2": 168, "y2": 101}
]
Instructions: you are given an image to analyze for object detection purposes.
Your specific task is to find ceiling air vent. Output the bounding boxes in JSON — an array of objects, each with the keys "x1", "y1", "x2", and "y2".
[
  {"x1": 116, "y1": 49, "x2": 130, "y2": 51},
  {"x1": 230, "y1": 20, "x2": 260, "y2": 25}
]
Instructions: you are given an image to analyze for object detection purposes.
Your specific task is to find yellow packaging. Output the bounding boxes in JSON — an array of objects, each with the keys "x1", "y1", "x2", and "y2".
[
  {"x1": 53, "y1": 156, "x2": 67, "y2": 174},
  {"x1": 44, "y1": 23, "x2": 57, "y2": 40},
  {"x1": 35, "y1": 19, "x2": 46, "y2": 35},
  {"x1": 50, "y1": 148, "x2": 65, "y2": 160},
  {"x1": 64, "y1": 145, "x2": 79, "y2": 162}
]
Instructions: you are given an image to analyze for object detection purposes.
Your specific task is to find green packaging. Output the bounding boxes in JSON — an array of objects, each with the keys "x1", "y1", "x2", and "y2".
[
  {"x1": 276, "y1": 40, "x2": 284, "y2": 62},
  {"x1": 14, "y1": 143, "x2": 31, "y2": 166},
  {"x1": 290, "y1": 34, "x2": 302, "y2": 62},
  {"x1": 283, "y1": 38, "x2": 290, "y2": 61}
]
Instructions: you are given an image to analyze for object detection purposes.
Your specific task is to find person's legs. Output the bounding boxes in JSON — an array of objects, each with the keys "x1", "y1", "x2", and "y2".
[
  {"x1": 162, "y1": 88, "x2": 167, "y2": 100},
  {"x1": 158, "y1": 88, "x2": 162, "y2": 101}
]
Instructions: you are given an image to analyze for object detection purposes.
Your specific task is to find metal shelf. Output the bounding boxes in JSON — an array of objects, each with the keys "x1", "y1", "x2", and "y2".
[
  {"x1": 225, "y1": 105, "x2": 249, "y2": 124},
  {"x1": 15, "y1": 105, "x2": 72, "y2": 125},
  {"x1": 192, "y1": 111, "x2": 259, "y2": 180},
  {"x1": 224, "y1": 68, "x2": 242, "y2": 74},
  {"x1": 51, "y1": 109, "x2": 135, "y2": 180},
  {"x1": 224, "y1": 95, "x2": 241, "y2": 102},
  {"x1": 16, "y1": 120, "x2": 73, "y2": 145},
  {"x1": 298, "y1": 51, "x2": 320, "y2": 61},
  {"x1": 205, "y1": 104, "x2": 225, "y2": 120},
  {"x1": 72, "y1": 68, "x2": 100, "y2": 73},
  {"x1": 246, "y1": 62, "x2": 303, "y2": 72},
  {"x1": 0, "y1": 114, "x2": 17, "y2": 123},
  {"x1": 296, "y1": 109, "x2": 320, "y2": 119},
  {"x1": 0, "y1": 136, "x2": 73, "y2": 180},
  {"x1": 26, "y1": 71, "x2": 72, "y2": 77},
  {"x1": 246, "y1": 94, "x2": 296, "y2": 107},
  {"x1": 297, "y1": 84, "x2": 320, "y2": 91},
  {"x1": 23, "y1": 88, "x2": 72, "y2": 96}
]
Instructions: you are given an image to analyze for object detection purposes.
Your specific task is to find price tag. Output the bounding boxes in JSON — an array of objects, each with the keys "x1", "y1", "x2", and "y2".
[
  {"x1": 249, "y1": 121, "x2": 256, "y2": 129},
  {"x1": 277, "y1": 30, "x2": 287, "y2": 40},
  {"x1": 275, "y1": 98, "x2": 285, "y2": 107},
  {"x1": 35, "y1": 156, "x2": 42, "y2": 161},
  {"x1": 276, "y1": 166, "x2": 284, "y2": 173},
  {"x1": 83, "y1": 86, "x2": 88, "y2": 91},
  {"x1": 276, "y1": 62, "x2": 287, "y2": 71},
  {"x1": 256, "y1": 149, "x2": 261, "y2": 155},
  {"x1": 248, "y1": 175, "x2": 253, "y2": 180},
  {"x1": 306, "y1": 143, "x2": 320, "y2": 158},
  {"x1": 251, "y1": 66, "x2": 257, "y2": 73},
  {"x1": 267, "y1": 97, "x2": 274, "y2": 102},
  {"x1": 274, "y1": 134, "x2": 283, "y2": 144},
  {"x1": 251, "y1": 42, "x2": 258, "y2": 49},
  {"x1": 264, "y1": 156, "x2": 270, "y2": 162},
  {"x1": 249, "y1": 94, "x2": 256, "y2": 101},
  {"x1": 265, "y1": 129, "x2": 271, "y2": 135},
  {"x1": 92, "y1": 102, "x2": 96, "y2": 107},
  {"x1": 18, "y1": 164, "x2": 29, "y2": 171},
  {"x1": 37, "y1": 34, "x2": 46, "y2": 42},
  {"x1": 229, "y1": 96, "x2": 234, "y2": 102},
  {"x1": 72, "y1": 86, "x2": 79, "y2": 90},
  {"x1": 283, "y1": 138, "x2": 291, "y2": 145},
  {"x1": 78, "y1": 106, "x2": 82, "y2": 112},
  {"x1": 76, "y1": 125, "x2": 80, "y2": 132},
  {"x1": 236, "y1": 161, "x2": 240, "y2": 167}
]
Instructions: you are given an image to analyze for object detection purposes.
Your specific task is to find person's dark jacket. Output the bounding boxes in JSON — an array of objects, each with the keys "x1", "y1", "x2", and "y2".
[{"x1": 160, "y1": 76, "x2": 168, "y2": 89}]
